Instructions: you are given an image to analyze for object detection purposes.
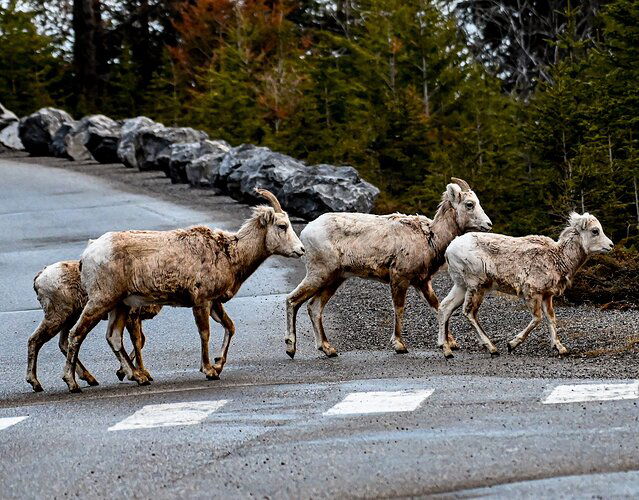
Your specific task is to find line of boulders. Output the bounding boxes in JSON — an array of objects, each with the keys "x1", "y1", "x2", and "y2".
[{"x1": 0, "y1": 106, "x2": 379, "y2": 219}]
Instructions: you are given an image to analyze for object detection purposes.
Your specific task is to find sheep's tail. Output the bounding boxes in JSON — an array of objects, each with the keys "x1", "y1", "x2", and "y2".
[{"x1": 33, "y1": 268, "x2": 45, "y2": 295}]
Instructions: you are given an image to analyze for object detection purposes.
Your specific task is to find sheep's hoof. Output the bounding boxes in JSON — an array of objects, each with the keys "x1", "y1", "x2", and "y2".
[
  {"x1": 490, "y1": 351, "x2": 500, "y2": 358},
  {"x1": 286, "y1": 350, "x2": 295, "y2": 359},
  {"x1": 554, "y1": 346, "x2": 569, "y2": 357},
  {"x1": 206, "y1": 373, "x2": 220, "y2": 381},
  {"x1": 395, "y1": 347, "x2": 409, "y2": 354},
  {"x1": 31, "y1": 382, "x2": 44, "y2": 393},
  {"x1": 325, "y1": 350, "x2": 338, "y2": 358},
  {"x1": 69, "y1": 386, "x2": 82, "y2": 394},
  {"x1": 450, "y1": 344, "x2": 461, "y2": 351},
  {"x1": 507, "y1": 342, "x2": 516, "y2": 353},
  {"x1": 85, "y1": 377, "x2": 100, "y2": 387},
  {"x1": 116, "y1": 369, "x2": 126, "y2": 381}
]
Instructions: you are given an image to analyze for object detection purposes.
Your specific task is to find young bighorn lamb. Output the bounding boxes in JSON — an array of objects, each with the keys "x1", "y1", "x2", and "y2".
[
  {"x1": 285, "y1": 178, "x2": 492, "y2": 358},
  {"x1": 438, "y1": 212, "x2": 613, "y2": 358},
  {"x1": 61, "y1": 189, "x2": 305, "y2": 393},
  {"x1": 26, "y1": 260, "x2": 161, "y2": 392}
]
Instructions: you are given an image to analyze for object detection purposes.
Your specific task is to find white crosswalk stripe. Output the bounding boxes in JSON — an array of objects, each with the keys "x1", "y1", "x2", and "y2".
[
  {"x1": 108, "y1": 400, "x2": 229, "y2": 431},
  {"x1": 323, "y1": 389, "x2": 434, "y2": 416},
  {"x1": 543, "y1": 382, "x2": 639, "y2": 404},
  {"x1": 0, "y1": 416, "x2": 28, "y2": 431}
]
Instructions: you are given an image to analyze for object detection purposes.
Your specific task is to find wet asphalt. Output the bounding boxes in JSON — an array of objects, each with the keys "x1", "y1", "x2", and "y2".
[{"x1": 0, "y1": 157, "x2": 637, "y2": 498}]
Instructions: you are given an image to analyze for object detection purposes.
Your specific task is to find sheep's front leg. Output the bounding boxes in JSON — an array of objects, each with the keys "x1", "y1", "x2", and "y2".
[
  {"x1": 58, "y1": 321, "x2": 99, "y2": 387},
  {"x1": 64, "y1": 299, "x2": 118, "y2": 392},
  {"x1": 390, "y1": 278, "x2": 410, "y2": 354},
  {"x1": 463, "y1": 288, "x2": 499, "y2": 356},
  {"x1": 543, "y1": 296, "x2": 568, "y2": 356},
  {"x1": 106, "y1": 305, "x2": 151, "y2": 386},
  {"x1": 437, "y1": 284, "x2": 466, "y2": 359},
  {"x1": 507, "y1": 296, "x2": 542, "y2": 353},
  {"x1": 193, "y1": 305, "x2": 219, "y2": 380},
  {"x1": 211, "y1": 302, "x2": 235, "y2": 374},
  {"x1": 419, "y1": 280, "x2": 459, "y2": 351}
]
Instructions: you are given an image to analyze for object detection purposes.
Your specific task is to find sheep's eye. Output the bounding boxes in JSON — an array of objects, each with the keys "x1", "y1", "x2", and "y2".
[
  {"x1": 465, "y1": 202, "x2": 475, "y2": 210},
  {"x1": 277, "y1": 224, "x2": 288, "y2": 231},
  {"x1": 591, "y1": 228, "x2": 599, "y2": 236}
]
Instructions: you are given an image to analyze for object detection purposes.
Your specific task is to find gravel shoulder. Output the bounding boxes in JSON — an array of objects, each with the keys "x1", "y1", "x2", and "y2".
[{"x1": 4, "y1": 150, "x2": 638, "y2": 380}]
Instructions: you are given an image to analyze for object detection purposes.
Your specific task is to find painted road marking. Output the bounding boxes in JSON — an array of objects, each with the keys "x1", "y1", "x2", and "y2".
[
  {"x1": 544, "y1": 382, "x2": 639, "y2": 404},
  {"x1": 0, "y1": 416, "x2": 28, "y2": 431},
  {"x1": 108, "y1": 400, "x2": 229, "y2": 431},
  {"x1": 324, "y1": 389, "x2": 434, "y2": 416}
]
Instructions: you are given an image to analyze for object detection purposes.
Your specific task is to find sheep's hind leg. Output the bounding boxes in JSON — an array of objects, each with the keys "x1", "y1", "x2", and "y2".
[
  {"x1": 463, "y1": 288, "x2": 499, "y2": 356},
  {"x1": 307, "y1": 279, "x2": 344, "y2": 357},
  {"x1": 58, "y1": 319, "x2": 99, "y2": 387},
  {"x1": 543, "y1": 296, "x2": 568, "y2": 356},
  {"x1": 211, "y1": 302, "x2": 235, "y2": 374},
  {"x1": 117, "y1": 316, "x2": 152, "y2": 381},
  {"x1": 507, "y1": 296, "x2": 542, "y2": 353},
  {"x1": 437, "y1": 284, "x2": 465, "y2": 359},
  {"x1": 106, "y1": 305, "x2": 151, "y2": 386},
  {"x1": 390, "y1": 278, "x2": 410, "y2": 354},
  {"x1": 285, "y1": 276, "x2": 329, "y2": 359},
  {"x1": 26, "y1": 317, "x2": 63, "y2": 392},
  {"x1": 193, "y1": 304, "x2": 219, "y2": 380}
]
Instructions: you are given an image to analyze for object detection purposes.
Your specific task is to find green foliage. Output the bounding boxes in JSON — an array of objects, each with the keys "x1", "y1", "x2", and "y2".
[{"x1": 0, "y1": 0, "x2": 64, "y2": 115}]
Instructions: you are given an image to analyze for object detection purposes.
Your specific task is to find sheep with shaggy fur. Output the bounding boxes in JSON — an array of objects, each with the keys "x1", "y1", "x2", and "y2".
[
  {"x1": 61, "y1": 189, "x2": 305, "y2": 393},
  {"x1": 285, "y1": 178, "x2": 492, "y2": 358},
  {"x1": 26, "y1": 260, "x2": 161, "y2": 392},
  {"x1": 438, "y1": 212, "x2": 614, "y2": 358}
]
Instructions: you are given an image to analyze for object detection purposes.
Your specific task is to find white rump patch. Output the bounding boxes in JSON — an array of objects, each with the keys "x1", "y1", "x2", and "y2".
[
  {"x1": 81, "y1": 233, "x2": 113, "y2": 266},
  {"x1": 108, "y1": 400, "x2": 228, "y2": 431},
  {"x1": 324, "y1": 389, "x2": 433, "y2": 416},
  {"x1": 544, "y1": 382, "x2": 639, "y2": 404},
  {"x1": 0, "y1": 416, "x2": 28, "y2": 431}
]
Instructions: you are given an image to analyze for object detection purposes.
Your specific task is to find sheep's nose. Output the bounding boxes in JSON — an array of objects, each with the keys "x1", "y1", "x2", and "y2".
[{"x1": 298, "y1": 245, "x2": 306, "y2": 256}]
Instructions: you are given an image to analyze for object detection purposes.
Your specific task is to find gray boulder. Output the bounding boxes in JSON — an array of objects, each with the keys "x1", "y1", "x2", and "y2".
[
  {"x1": 85, "y1": 117, "x2": 122, "y2": 163},
  {"x1": 214, "y1": 144, "x2": 263, "y2": 189},
  {"x1": 62, "y1": 115, "x2": 120, "y2": 161},
  {"x1": 229, "y1": 148, "x2": 308, "y2": 203},
  {"x1": 0, "y1": 122, "x2": 24, "y2": 150},
  {"x1": 168, "y1": 139, "x2": 231, "y2": 184},
  {"x1": 117, "y1": 116, "x2": 157, "y2": 168},
  {"x1": 18, "y1": 107, "x2": 74, "y2": 156},
  {"x1": 0, "y1": 102, "x2": 18, "y2": 130},
  {"x1": 281, "y1": 164, "x2": 380, "y2": 219},
  {"x1": 50, "y1": 123, "x2": 76, "y2": 158},
  {"x1": 134, "y1": 126, "x2": 208, "y2": 172}
]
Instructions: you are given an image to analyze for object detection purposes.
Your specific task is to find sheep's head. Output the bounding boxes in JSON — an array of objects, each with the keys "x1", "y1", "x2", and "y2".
[
  {"x1": 254, "y1": 189, "x2": 305, "y2": 258},
  {"x1": 446, "y1": 178, "x2": 492, "y2": 232},
  {"x1": 567, "y1": 212, "x2": 613, "y2": 254}
]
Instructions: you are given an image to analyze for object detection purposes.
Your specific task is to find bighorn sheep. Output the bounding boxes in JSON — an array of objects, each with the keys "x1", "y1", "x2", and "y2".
[
  {"x1": 285, "y1": 178, "x2": 492, "y2": 358},
  {"x1": 438, "y1": 212, "x2": 613, "y2": 358},
  {"x1": 61, "y1": 189, "x2": 305, "y2": 392},
  {"x1": 26, "y1": 260, "x2": 161, "y2": 392}
]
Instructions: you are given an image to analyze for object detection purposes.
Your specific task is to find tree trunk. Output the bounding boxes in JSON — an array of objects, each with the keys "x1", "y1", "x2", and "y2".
[{"x1": 73, "y1": 0, "x2": 105, "y2": 110}]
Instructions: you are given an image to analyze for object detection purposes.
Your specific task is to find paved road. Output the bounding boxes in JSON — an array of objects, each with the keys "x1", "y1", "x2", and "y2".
[{"x1": 1, "y1": 158, "x2": 638, "y2": 498}]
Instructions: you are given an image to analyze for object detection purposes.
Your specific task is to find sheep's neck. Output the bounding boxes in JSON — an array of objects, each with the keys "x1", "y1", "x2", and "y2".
[
  {"x1": 429, "y1": 203, "x2": 459, "y2": 269},
  {"x1": 231, "y1": 226, "x2": 269, "y2": 288},
  {"x1": 557, "y1": 234, "x2": 587, "y2": 280}
]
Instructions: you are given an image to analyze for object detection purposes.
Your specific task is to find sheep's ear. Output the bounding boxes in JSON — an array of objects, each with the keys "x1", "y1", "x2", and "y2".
[
  {"x1": 569, "y1": 212, "x2": 588, "y2": 230},
  {"x1": 258, "y1": 207, "x2": 275, "y2": 227},
  {"x1": 446, "y1": 183, "x2": 462, "y2": 205}
]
